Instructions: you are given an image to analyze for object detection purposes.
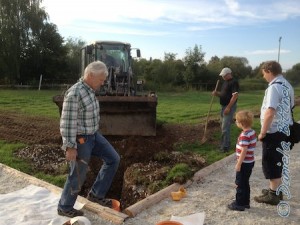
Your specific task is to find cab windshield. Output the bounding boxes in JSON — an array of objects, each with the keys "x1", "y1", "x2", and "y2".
[{"x1": 96, "y1": 44, "x2": 130, "y2": 72}]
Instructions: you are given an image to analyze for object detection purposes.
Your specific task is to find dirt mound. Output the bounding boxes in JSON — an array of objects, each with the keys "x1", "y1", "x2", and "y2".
[{"x1": 14, "y1": 144, "x2": 67, "y2": 174}]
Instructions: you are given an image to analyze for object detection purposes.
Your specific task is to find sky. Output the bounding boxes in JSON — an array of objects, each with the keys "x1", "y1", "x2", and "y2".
[{"x1": 41, "y1": 0, "x2": 300, "y2": 71}]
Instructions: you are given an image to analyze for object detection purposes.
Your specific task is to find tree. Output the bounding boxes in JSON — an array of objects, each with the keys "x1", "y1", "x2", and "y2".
[
  {"x1": 20, "y1": 22, "x2": 67, "y2": 84},
  {"x1": 206, "y1": 56, "x2": 222, "y2": 83},
  {"x1": 164, "y1": 52, "x2": 177, "y2": 61},
  {"x1": 0, "y1": 0, "x2": 69, "y2": 85},
  {"x1": 286, "y1": 63, "x2": 300, "y2": 85},
  {"x1": 183, "y1": 45, "x2": 206, "y2": 87},
  {"x1": 220, "y1": 56, "x2": 252, "y2": 79},
  {"x1": 0, "y1": 0, "x2": 48, "y2": 83},
  {"x1": 183, "y1": 45, "x2": 205, "y2": 67},
  {"x1": 64, "y1": 37, "x2": 86, "y2": 80},
  {"x1": 173, "y1": 60, "x2": 185, "y2": 86},
  {"x1": 161, "y1": 52, "x2": 183, "y2": 86},
  {"x1": 252, "y1": 63, "x2": 264, "y2": 78}
]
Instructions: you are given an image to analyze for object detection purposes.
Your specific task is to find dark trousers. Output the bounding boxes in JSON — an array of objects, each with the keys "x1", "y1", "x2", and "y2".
[
  {"x1": 235, "y1": 162, "x2": 254, "y2": 206},
  {"x1": 262, "y1": 132, "x2": 287, "y2": 179}
]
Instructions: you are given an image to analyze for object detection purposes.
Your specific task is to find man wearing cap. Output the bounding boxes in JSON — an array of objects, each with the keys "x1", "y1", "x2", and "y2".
[{"x1": 212, "y1": 67, "x2": 239, "y2": 152}]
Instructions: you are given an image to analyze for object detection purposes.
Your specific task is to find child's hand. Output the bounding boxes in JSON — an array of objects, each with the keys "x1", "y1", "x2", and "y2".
[{"x1": 235, "y1": 164, "x2": 241, "y2": 172}]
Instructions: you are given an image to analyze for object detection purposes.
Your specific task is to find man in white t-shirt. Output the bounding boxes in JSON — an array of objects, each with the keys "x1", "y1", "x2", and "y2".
[{"x1": 254, "y1": 61, "x2": 294, "y2": 205}]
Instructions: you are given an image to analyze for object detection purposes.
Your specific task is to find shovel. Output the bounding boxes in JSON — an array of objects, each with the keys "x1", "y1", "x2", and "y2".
[{"x1": 201, "y1": 79, "x2": 220, "y2": 144}]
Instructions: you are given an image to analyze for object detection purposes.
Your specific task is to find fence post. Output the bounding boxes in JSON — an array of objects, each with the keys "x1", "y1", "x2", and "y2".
[{"x1": 38, "y1": 74, "x2": 42, "y2": 90}]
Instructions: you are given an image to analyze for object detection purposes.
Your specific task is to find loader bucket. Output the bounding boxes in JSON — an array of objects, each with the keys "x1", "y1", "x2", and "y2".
[{"x1": 52, "y1": 95, "x2": 157, "y2": 136}]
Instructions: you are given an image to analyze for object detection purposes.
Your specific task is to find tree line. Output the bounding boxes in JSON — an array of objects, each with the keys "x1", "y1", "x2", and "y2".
[
  {"x1": 1, "y1": 0, "x2": 299, "y2": 90},
  {"x1": 0, "y1": 0, "x2": 83, "y2": 85}
]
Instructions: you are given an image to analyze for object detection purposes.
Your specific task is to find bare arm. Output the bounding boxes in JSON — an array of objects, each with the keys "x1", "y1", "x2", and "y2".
[
  {"x1": 212, "y1": 90, "x2": 220, "y2": 97},
  {"x1": 258, "y1": 107, "x2": 275, "y2": 141},
  {"x1": 227, "y1": 93, "x2": 238, "y2": 108},
  {"x1": 236, "y1": 147, "x2": 247, "y2": 172},
  {"x1": 224, "y1": 93, "x2": 238, "y2": 115}
]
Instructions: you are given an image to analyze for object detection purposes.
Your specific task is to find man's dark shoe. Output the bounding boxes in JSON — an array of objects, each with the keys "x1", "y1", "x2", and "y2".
[
  {"x1": 57, "y1": 208, "x2": 84, "y2": 218},
  {"x1": 254, "y1": 190, "x2": 280, "y2": 205},
  {"x1": 227, "y1": 201, "x2": 245, "y2": 211},
  {"x1": 87, "y1": 192, "x2": 112, "y2": 208},
  {"x1": 261, "y1": 188, "x2": 283, "y2": 200}
]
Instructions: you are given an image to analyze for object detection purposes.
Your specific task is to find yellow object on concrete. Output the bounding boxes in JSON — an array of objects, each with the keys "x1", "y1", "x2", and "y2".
[{"x1": 171, "y1": 187, "x2": 187, "y2": 201}]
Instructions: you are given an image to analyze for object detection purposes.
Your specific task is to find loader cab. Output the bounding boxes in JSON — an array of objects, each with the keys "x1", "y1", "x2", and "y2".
[
  {"x1": 81, "y1": 41, "x2": 138, "y2": 76},
  {"x1": 81, "y1": 41, "x2": 141, "y2": 96}
]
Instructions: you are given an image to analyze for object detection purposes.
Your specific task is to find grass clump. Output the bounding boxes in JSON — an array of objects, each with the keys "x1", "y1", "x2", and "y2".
[
  {"x1": 0, "y1": 141, "x2": 30, "y2": 172},
  {"x1": 165, "y1": 163, "x2": 193, "y2": 184}
]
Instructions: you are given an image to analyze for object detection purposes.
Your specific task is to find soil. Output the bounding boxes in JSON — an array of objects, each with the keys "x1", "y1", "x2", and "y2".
[{"x1": 0, "y1": 109, "x2": 216, "y2": 208}]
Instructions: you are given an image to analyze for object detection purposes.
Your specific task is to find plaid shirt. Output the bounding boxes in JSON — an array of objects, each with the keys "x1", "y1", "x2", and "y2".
[{"x1": 60, "y1": 80, "x2": 100, "y2": 150}]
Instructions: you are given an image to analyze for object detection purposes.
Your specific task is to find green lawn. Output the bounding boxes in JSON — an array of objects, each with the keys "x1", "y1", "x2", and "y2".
[
  {"x1": 157, "y1": 90, "x2": 264, "y2": 124},
  {"x1": 0, "y1": 89, "x2": 61, "y2": 119},
  {"x1": 0, "y1": 88, "x2": 299, "y2": 123}
]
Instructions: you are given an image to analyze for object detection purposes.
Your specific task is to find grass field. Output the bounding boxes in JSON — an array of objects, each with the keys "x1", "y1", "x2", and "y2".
[
  {"x1": 0, "y1": 89, "x2": 61, "y2": 119},
  {"x1": 157, "y1": 90, "x2": 264, "y2": 124},
  {"x1": 0, "y1": 87, "x2": 299, "y2": 186},
  {"x1": 0, "y1": 88, "x2": 299, "y2": 123}
]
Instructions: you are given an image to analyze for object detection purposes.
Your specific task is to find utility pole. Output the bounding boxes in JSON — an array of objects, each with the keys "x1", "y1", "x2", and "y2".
[{"x1": 278, "y1": 36, "x2": 282, "y2": 63}]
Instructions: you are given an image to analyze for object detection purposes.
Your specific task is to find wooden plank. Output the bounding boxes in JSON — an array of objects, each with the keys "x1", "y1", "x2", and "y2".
[
  {"x1": 124, "y1": 183, "x2": 181, "y2": 217},
  {"x1": 0, "y1": 163, "x2": 128, "y2": 224}
]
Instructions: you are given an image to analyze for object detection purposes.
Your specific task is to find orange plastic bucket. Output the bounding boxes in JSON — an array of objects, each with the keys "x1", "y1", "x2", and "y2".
[
  {"x1": 156, "y1": 221, "x2": 183, "y2": 225},
  {"x1": 111, "y1": 199, "x2": 121, "y2": 212}
]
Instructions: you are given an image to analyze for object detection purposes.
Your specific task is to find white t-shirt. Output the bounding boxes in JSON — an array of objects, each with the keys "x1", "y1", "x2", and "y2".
[{"x1": 260, "y1": 75, "x2": 294, "y2": 134}]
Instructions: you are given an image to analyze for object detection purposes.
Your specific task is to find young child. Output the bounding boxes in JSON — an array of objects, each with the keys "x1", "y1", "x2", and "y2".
[{"x1": 228, "y1": 110, "x2": 257, "y2": 211}]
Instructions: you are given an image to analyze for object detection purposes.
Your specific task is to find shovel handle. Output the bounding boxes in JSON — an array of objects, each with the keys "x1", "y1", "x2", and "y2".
[
  {"x1": 207, "y1": 80, "x2": 220, "y2": 114},
  {"x1": 214, "y1": 80, "x2": 220, "y2": 92},
  {"x1": 203, "y1": 80, "x2": 220, "y2": 136}
]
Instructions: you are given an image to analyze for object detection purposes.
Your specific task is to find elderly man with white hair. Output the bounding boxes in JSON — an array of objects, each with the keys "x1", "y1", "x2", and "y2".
[{"x1": 57, "y1": 61, "x2": 120, "y2": 218}]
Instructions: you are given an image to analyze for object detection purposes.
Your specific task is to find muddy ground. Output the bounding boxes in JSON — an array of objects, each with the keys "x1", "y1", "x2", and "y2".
[{"x1": 0, "y1": 110, "x2": 217, "y2": 208}]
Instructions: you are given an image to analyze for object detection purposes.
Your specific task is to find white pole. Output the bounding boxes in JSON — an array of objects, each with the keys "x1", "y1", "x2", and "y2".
[
  {"x1": 278, "y1": 36, "x2": 282, "y2": 63},
  {"x1": 38, "y1": 74, "x2": 42, "y2": 90}
]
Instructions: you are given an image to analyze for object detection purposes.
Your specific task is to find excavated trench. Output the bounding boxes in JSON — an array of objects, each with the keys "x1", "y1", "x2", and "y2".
[{"x1": 0, "y1": 110, "x2": 210, "y2": 210}]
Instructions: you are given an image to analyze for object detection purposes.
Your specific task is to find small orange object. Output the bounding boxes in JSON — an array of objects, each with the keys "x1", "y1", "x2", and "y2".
[
  {"x1": 156, "y1": 221, "x2": 183, "y2": 225},
  {"x1": 171, "y1": 186, "x2": 187, "y2": 201},
  {"x1": 78, "y1": 137, "x2": 85, "y2": 144},
  {"x1": 179, "y1": 187, "x2": 187, "y2": 197},
  {"x1": 111, "y1": 199, "x2": 121, "y2": 212},
  {"x1": 171, "y1": 191, "x2": 182, "y2": 201}
]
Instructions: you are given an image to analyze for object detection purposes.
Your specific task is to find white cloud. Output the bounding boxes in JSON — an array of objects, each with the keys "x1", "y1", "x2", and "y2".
[
  {"x1": 66, "y1": 23, "x2": 170, "y2": 36},
  {"x1": 245, "y1": 49, "x2": 291, "y2": 55},
  {"x1": 42, "y1": 0, "x2": 300, "y2": 34},
  {"x1": 41, "y1": 0, "x2": 300, "y2": 40},
  {"x1": 187, "y1": 25, "x2": 229, "y2": 31}
]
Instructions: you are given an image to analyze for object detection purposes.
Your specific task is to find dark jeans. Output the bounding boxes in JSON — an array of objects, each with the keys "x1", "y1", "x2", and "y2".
[{"x1": 235, "y1": 162, "x2": 254, "y2": 206}]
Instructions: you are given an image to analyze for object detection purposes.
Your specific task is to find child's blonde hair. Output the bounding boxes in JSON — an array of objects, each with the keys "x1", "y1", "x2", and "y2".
[{"x1": 235, "y1": 110, "x2": 254, "y2": 128}]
